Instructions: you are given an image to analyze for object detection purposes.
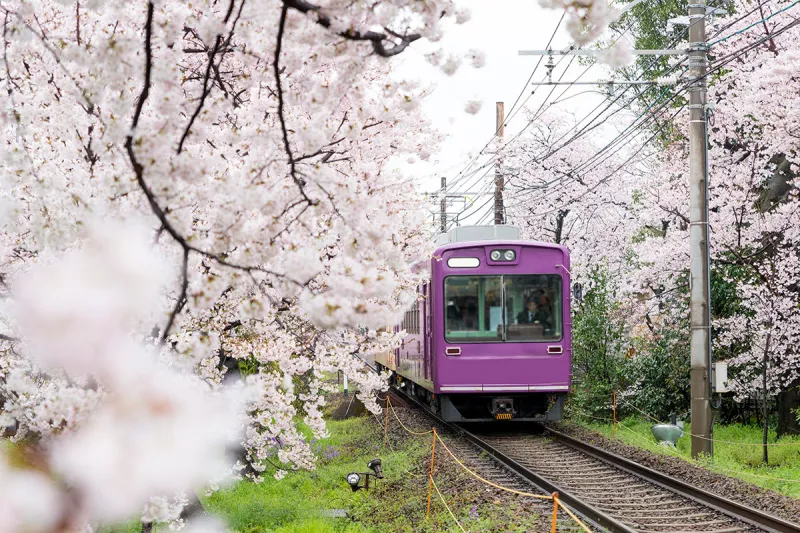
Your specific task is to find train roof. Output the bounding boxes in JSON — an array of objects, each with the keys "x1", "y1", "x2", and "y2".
[
  {"x1": 433, "y1": 239, "x2": 570, "y2": 256},
  {"x1": 433, "y1": 225, "x2": 569, "y2": 255}
]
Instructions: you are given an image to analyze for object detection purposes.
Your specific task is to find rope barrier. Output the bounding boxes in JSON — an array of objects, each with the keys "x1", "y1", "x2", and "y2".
[
  {"x1": 388, "y1": 400, "x2": 435, "y2": 436},
  {"x1": 429, "y1": 475, "x2": 467, "y2": 533},
  {"x1": 568, "y1": 408, "x2": 800, "y2": 483},
  {"x1": 556, "y1": 500, "x2": 594, "y2": 533},
  {"x1": 384, "y1": 396, "x2": 595, "y2": 531},
  {"x1": 703, "y1": 463, "x2": 800, "y2": 483},
  {"x1": 426, "y1": 428, "x2": 438, "y2": 517},
  {"x1": 434, "y1": 435, "x2": 554, "y2": 500},
  {"x1": 383, "y1": 396, "x2": 390, "y2": 449}
]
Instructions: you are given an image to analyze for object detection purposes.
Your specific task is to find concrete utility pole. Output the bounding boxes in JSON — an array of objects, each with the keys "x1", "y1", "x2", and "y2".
[
  {"x1": 440, "y1": 177, "x2": 447, "y2": 233},
  {"x1": 688, "y1": 0, "x2": 712, "y2": 458},
  {"x1": 494, "y1": 102, "x2": 505, "y2": 225}
]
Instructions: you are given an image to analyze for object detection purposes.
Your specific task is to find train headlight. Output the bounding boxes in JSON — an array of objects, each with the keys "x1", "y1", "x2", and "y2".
[
  {"x1": 490, "y1": 250, "x2": 501, "y2": 261},
  {"x1": 504, "y1": 250, "x2": 515, "y2": 261}
]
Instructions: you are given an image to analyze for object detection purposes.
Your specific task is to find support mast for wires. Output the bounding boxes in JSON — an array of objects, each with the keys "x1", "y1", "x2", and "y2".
[
  {"x1": 519, "y1": 3, "x2": 713, "y2": 458},
  {"x1": 494, "y1": 102, "x2": 505, "y2": 225},
  {"x1": 687, "y1": 0, "x2": 712, "y2": 458},
  {"x1": 440, "y1": 177, "x2": 447, "y2": 233}
]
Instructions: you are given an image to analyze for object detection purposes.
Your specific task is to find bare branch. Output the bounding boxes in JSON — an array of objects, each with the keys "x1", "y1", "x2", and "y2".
[
  {"x1": 283, "y1": 0, "x2": 421, "y2": 57},
  {"x1": 177, "y1": 0, "x2": 244, "y2": 153},
  {"x1": 274, "y1": 4, "x2": 316, "y2": 206},
  {"x1": 161, "y1": 247, "x2": 190, "y2": 344}
]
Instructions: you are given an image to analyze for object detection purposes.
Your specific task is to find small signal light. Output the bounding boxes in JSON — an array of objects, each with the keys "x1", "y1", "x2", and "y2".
[{"x1": 490, "y1": 250, "x2": 501, "y2": 261}]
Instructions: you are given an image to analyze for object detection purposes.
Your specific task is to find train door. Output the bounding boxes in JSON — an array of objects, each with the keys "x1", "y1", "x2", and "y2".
[{"x1": 423, "y1": 283, "x2": 432, "y2": 381}]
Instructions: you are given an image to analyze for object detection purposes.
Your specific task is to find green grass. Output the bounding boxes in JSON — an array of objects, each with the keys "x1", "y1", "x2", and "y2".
[
  {"x1": 204, "y1": 417, "x2": 395, "y2": 533},
  {"x1": 101, "y1": 410, "x2": 550, "y2": 532},
  {"x1": 580, "y1": 417, "x2": 800, "y2": 498}
]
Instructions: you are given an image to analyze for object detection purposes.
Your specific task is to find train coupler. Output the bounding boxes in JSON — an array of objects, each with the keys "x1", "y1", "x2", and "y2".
[{"x1": 491, "y1": 398, "x2": 515, "y2": 420}]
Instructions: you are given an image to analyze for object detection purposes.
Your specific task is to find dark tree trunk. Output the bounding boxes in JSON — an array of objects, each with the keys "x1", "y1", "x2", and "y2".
[
  {"x1": 554, "y1": 209, "x2": 569, "y2": 244},
  {"x1": 777, "y1": 378, "x2": 800, "y2": 438},
  {"x1": 180, "y1": 492, "x2": 207, "y2": 523}
]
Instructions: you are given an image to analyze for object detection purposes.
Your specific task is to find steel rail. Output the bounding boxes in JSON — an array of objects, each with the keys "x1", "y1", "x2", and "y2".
[
  {"x1": 547, "y1": 427, "x2": 800, "y2": 533},
  {"x1": 390, "y1": 387, "x2": 635, "y2": 532},
  {"x1": 456, "y1": 425, "x2": 638, "y2": 533},
  {"x1": 390, "y1": 387, "x2": 800, "y2": 533}
]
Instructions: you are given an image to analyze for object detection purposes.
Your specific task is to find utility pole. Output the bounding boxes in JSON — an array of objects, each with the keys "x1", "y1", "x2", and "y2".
[
  {"x1": 688, "y1": 0, "x2": 712, "y2": 458},
  {"x1": 440, "y1": 177, "x2": 447, "y2": 233},
  {"x1": 519, "y1": 2, "x2": 716, "y2": 458},
  {"x1": 494, "y1": 102, "x2": 505, "y2": 225}
]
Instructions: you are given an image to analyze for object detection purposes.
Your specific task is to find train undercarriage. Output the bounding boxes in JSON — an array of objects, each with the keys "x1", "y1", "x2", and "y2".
[{"x1": 387, "y1": 370, "x2": 566, "y2": 423}]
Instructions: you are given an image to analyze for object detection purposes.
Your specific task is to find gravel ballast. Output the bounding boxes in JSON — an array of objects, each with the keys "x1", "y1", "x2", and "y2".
[{"x1": 552, "y1": 421, "x2": 800, "y2": 525}]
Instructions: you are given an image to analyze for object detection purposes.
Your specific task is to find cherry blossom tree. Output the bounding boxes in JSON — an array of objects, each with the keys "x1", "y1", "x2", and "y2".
[
  {"x1": 616, "y1": 0, "x2": 800, "y2": 433},
  {"x1": 504, "y1": 109, "x2": 643, "y2": 282},
  {"x1": 0, "y1": 0, "x2": 477, "y2": 530},
  {"x1": 511, "y1": 0, "x2": 800, "y2": 434}
]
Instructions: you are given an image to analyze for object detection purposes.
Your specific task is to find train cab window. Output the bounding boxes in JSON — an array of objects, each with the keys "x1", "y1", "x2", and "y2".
[
  {"x1": 444, "y1": 276, "x2": 503, "y2": 342},
  {"x1": 504, "y1": 275, "x2": 562, "y2": 341},
  {"x1": 444, "y1": 274, "x2": 562, "y2": 343}
]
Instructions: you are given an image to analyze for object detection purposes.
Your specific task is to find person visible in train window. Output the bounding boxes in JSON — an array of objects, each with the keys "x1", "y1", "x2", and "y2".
[{"x1": 516, "y1": 300, "x2": 553, "y2": 335}]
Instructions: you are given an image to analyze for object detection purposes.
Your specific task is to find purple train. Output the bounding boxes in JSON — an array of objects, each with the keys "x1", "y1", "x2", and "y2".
[{"x1": 375, "y1": 225, "x2": 571, "y2": 422}]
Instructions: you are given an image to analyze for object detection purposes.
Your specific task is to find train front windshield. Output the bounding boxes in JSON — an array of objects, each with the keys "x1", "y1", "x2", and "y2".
[{"x1": 444, "y1": 275, "x2": 562, "y2": 342}]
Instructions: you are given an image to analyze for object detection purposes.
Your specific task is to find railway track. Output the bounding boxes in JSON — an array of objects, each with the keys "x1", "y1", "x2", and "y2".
[
  {"x1": 385, "y1": 391, "x2": 587, "y2": 532},
  {"x1": 389, "y1": 388, "x2": 800, "y2": 533}
]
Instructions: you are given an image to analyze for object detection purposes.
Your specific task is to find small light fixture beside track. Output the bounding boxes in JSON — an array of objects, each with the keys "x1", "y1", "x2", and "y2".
[{"x1": 344, "y1": 458, "x2": 383, "y2": 491}]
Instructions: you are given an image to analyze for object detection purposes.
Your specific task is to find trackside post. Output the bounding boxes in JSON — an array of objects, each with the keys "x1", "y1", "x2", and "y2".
[
  {"x1": 613, "y1": 391, "x2": 617, "y2": 436},
  {"x1": 384, "y1": 396, "x2": 390, "y2": 449},
  {"x1": 426, "y1": 428, "x2": 438, "y2": 517},
  {"x1": 551, "y1": 492, "x2": 560, "y2": 533}
]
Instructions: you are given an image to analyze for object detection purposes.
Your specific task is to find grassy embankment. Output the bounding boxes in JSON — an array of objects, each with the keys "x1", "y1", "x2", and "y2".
[
  {"x1": 204, "y1": 413, "x2": 548, "y2": 532},
  {"x1": 106, "y1": 412, "x2": 546, "y2": 533},
  {"x1": 581, "y1": 417, "x2": 800, "y2": 498}
]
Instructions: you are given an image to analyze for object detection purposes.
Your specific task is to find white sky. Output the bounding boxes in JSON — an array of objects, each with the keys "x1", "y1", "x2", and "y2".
[{"x1": 387, "y1": 0, "x2": 619, "y2": 227}]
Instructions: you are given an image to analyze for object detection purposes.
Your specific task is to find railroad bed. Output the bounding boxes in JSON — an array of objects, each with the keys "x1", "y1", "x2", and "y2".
[
  {"x1": 478, "y1": 430, "x2": 753, "y2": 533},
  {"x1": 388, "y1": 389, "x2": 800, "y2": 533}
]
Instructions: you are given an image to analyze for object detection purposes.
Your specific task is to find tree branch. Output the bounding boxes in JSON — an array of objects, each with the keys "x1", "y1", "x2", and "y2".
[
  {"x1": 126, "y1": 3, "x2": 299, "y2": 281},
  {"x1": 283, "y1": 0, "x2": 420, "y2": 57},
  {"x1": 275, "y1": 4, "x2": 316, "y2": 205},
  {"x1": 161, "y1": 247, "x2": 189, "y2": 344},
  {"x1": 177, "y1": 0, "x2": 244, "y2": 153}
]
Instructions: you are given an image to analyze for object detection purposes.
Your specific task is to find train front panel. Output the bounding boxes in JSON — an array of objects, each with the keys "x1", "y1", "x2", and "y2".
[{"x1": 430, "y1": 240, "x2": 571, "y2": 421}]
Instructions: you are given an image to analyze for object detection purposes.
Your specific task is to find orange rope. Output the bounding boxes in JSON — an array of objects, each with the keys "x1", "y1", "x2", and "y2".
[
  {"x1": 556, "y1": 500, "x2": 594, "y2": 533},
  {"x1": 430, "y1": 475, "x2": 467, "y2": 532},
  {"x1": 388, "y1": 401, "x2": 434, "y2": 436},
  {"x1": 434, "y1": 434, "x2": 552, "y2": 500},
  {"x1": 383, "y1": 396, "x2": 390, "y2": 449}
]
